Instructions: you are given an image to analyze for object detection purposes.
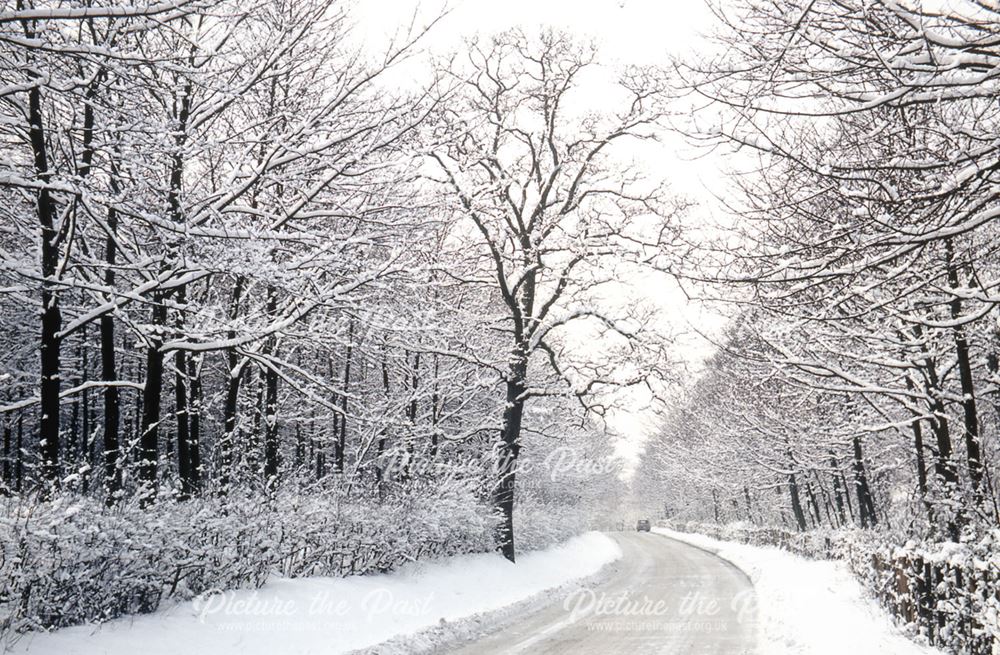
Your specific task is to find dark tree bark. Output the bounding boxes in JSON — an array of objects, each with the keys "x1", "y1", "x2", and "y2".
[
  {"x1": 1, "y1": 420, "x2": 10, "y2": 494},
  {"x1": 219, "y1": 279, "x2": 246, "y2": 495},
  {"x1": 25, "y1": 52, "x2": 62, "y2": 488},
  {"x1": 81, "y1": 336, "x2": 92, "y2": 494},
  {"x1": 15, "y1": 415, "x2": 23, "y2": 492},
  {"x1": 175, "y1": 315, "x2": 193, "y2": 498},
  {"x1": 335, "y1": 321, "x2": 353, "y2": 474},
  {"x1": 852, "y1": 436, "x2": 878, "y2": 528},
  {"x1": 375, "y1": 345, "x2": 390, "y2": 497},
  {"x1": 945, "y1": 240, "x2": 984, "y2": 497},
  {"x1": 138, "y1": 298, "x2": 167, "y2": 503},
  {"x1": 830, "y1": 454, "x2": 848, "y2": 526},
  {"x1": 294, "y1": 422, "x2": 303, "y2": 470},
  {"x1": 262, "y1": 288, "x2": 279, "y2": 489},
  {"x1": 494, "y1": 354, "x2": 526, "y2": 562},
  {"x1": 788, "y1": 470, "x2": 808, "y2": 531},
  {"x1": 913, "y1": 323, "x2": 961, "y2": 539},
  {"x1": 187, "y1": 353, "x2": 202, "y2": 494},
  {"x1": 169, "y1": 82, "x2": 193, "y2": 499},
  {"x1": 743, "y1": 485, "x2": 754, "y2": 523},
  {"x1": 430, "y1": 353, "x2": 440, "y2": 459},
  {"x1": 904, "y1": 375, "x2": 930, "y2": 508}
]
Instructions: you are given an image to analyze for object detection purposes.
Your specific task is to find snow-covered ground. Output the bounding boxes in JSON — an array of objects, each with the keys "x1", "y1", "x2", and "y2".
[
  {"x1": 9, "y1": 532, "x2": 622, "y2": 655},
  {"x1": 654, "y1": 527, "x2": 941, "y2": 655}
]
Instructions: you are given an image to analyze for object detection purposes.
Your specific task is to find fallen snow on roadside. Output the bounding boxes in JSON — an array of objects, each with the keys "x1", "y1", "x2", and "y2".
[
  {"x1": 11, "y1": 532, "x2": 622, "y2": 655},
  {"x1": 654, "y1": 527, "x2": 941, "y2": 655}
]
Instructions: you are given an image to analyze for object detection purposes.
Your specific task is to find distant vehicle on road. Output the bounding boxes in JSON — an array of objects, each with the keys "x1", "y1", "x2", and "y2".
[{"x1": 636, "y1": 519, "x2": 651, "y2": 532}]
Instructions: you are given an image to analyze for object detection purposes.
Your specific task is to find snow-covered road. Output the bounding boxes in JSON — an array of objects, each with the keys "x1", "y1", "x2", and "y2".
[{"x1": 443, "y1": 532, "x2": 757, "y2": 654}]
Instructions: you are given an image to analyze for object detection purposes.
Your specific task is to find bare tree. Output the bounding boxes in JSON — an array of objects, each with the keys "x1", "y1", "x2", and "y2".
[{"x1": 430, "y1": 29, "x2": 678, "y2": 561}]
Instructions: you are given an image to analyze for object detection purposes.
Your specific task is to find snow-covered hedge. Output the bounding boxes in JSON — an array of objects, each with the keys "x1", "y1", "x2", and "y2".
[
  {"x1": 0, "y1": 484, "x2": 497, "y2": 641},
  {"x1": 664, "y1": 520, "x2": 1000, "y2": 655},
  {"x1": 667, "y1": 520, "x2": 843, "y2": 559},
  {"x1": 844, "y1": 533, "x2": 1000, "y2": 655},
  {"x1": 513, "y1": 495, "x2": 591, "y2": 552}
]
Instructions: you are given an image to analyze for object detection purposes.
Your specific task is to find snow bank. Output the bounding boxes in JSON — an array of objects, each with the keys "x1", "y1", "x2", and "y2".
[
  {"x1": 10, "y1": 532, "x2": 621, "y2": 655},
  {"x1": 654, "y1": 527, "x2": 941, "y2": 655}
]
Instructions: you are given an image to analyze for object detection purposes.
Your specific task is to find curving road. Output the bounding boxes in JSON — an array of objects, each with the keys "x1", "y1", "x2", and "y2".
[{"x1": 444, "y1": 532, "x2": 757, "y2": 655}]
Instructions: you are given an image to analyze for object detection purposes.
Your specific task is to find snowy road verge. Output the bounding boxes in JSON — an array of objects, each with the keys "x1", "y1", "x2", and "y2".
[
  {"x1": 10, "y1": 532, "x2": 621, "y2": 655},
  {"x1": 653, "y1": 527, "x2": 941, "y2": 655}
]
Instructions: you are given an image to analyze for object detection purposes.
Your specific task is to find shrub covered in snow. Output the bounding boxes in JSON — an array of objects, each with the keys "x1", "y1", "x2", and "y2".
[
  {"x1": 844, "y1": 532, "x2": 1000, "y2": 655},
  {"x1": 664, "y1": 520, "x2": 1000, "y2": 655},
  {"x1": 0, "y1": 483, "x2": 497, "y2": 641}
]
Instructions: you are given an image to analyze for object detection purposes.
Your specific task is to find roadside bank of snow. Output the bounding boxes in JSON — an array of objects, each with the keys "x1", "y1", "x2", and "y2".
[
  {"x1": 10, "y1": 532, "x2": 622, "y2": 655},
  {"x1": 653, "y1": 527, "x2": 941, "y2": 655}
]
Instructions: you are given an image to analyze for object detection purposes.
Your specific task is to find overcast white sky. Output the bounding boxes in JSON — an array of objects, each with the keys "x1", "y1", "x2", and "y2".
[{"x1": 351, "y1": 0, "x2": 731, "y2": 473}]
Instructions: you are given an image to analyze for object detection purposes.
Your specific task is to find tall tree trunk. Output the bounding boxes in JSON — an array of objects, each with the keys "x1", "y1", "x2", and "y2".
[
  {"x1": 138, "y1": 298, "x2": 167, "y2": 503},
  {"x1": 262, "y1": 290, "x2": 279, "y2": 490},
  {"x1": 1, "y1": 420, "x2": 10, "y2": 494},
  {"x1": 15, "y1": 415, "x2": 23, "y2": 493},
  {"x1": 174, "y1": 286, "x2": 196, "y2": 499},
  {"x1": 945, "y1": 239, "x2": 984, "y2": 497},
  {"x1": 913, "y1": 323, "x2": 961, "y2": 539},
  {"x1": 81, "y1": 337, "x2": 92, "y2": 494},
  {"x1": 375, "y1": 345, "x2": 390, "y2": 497},
  {"x1": 187, "y1": 353, "x2": 202, "y2": 494},
  {"x1": 430, "y1": 353, "x2": 440, "y2": 459},
  {"x1": 743, "y1": 485, "x2": 754, "y2": 523},
  {"x1": 219, "y1": 281, "x2": 245, "y2": 495},
  {"x1": 852, "y1": 436, "x2": 878, "y2": 528},
  {"x1": 494, "y1": 355, "x2": 526, "y2": 563},
  {"x1": 336, "y1": 321, "x2": 353, "y2": 474},
  {"x1": 830, "y1": 454, "x2": 848, "y2": 525},
  {"x1": 804, "y1": 479, "x2": 822, "y2": 527},
  {"x1": 788, "y1": 470, "x2": 808, "y2": 531},
  {"x1": 904, "y1": 375, "x2": 930, "y2": 514},
  {"x1": 26, "y1": 67, "x2": 62, "y2": 488},
  {"x1": 219, "y1": 366, "x2": 242, "y2": 494}
]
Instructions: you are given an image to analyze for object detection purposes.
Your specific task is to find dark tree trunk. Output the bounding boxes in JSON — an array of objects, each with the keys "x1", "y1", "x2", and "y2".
[
  {"x1": 187, "y1": 354, "x2": 201, "y2": 493},
  {"x1": 830, "y1": 455, "x2": 848, "y2": 525},
  {"x1": 494, "y1": 358, "x2": 526, "y2": 563},
  {"x1": 743, "y1": 485, "x2": 754, "y2": 523},
  {"x1": 138, "y1": 298, "x2": 167, "y2": 503},
  {"x1": 804, "y1": 479, "x2": 822, "y2": 527},
  {"x1": 913, "y1": 325, "x2": 958, "y2": 486},
  {"x1": 219, "y1": 360, "x2": 243, "y2": 494},
  {"x1": 945, "y1": 240, "x2": 984, "y2": 497},
  {"x1": 81, "y1": 339, "x2": 92, "y2": 494},
  {"x1": 263, "y1": 361, "x2": 279, "y2": 488},
  {"x1": 375, "y1": 345, "x2": 391, "y2": 497},
  {"x1": 788, "y1": 471, "x2": 808, "y2": 531},
  {"x1": 15, "y1": 415, "x2": 23, "y2": 492},
  {"x1": 175, "y1": 289, "x2": 194, "y2": 499},
  {"x1": 914, "y1": 324, "x2": 960, "y2": 529},
  {"x1": 27, "y1": 73, "x2": 62, "y2": 488},
  {"x1": 1, "y1": 420, "x2": 10, "y2": 494},
  {"x1": 262, "y1": 287, "x2": 279, "y2": 489},
  {"x1": 810, "y1": 470, "x2": 835, "y2": 526},
  {"x1": 430, "y1": 353, "x2": 440, "y2": 459},
  {"x1": 335, "y1": 321, "x2": 353, "y2": 474},
  {"x1": 262, "y1": 323, "x2": 279, "y2": 490},
  {"x1": 69, "y1": 359, "x2": 80, "y2": 481},
  {"x1": 218, "y1": 277, "x2": 245, "y2": 494},
  {"x1": 852, "y1": 436, "x2": 878, "y2": 528},
  {"x1": 294, "y1": 422, "x2": 303, "y2": 470},
  {"x1": 904, "y1": 376, "x2": 930, "y2": 509}
]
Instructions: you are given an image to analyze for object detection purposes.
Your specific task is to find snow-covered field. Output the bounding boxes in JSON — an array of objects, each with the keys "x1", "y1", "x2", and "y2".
[
  {"x1": 654, "y1": 527, "x2": 941, "y2": 655},
  {"x1": 9, "y1": 532, "x2": 622, "y2": 655}
]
